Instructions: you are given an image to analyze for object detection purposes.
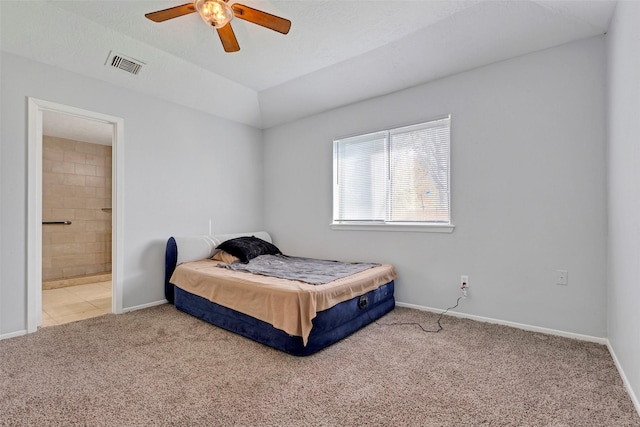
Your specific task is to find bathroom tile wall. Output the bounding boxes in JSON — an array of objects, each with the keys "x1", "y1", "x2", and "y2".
[{"x1": 42, "y1": 136, "x2": 112, "y2": 281}]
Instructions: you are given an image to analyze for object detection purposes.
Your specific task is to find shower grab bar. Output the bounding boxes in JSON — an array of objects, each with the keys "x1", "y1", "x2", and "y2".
[{"x1": 43, "y1": 221, "x2": 72, "y2": 225}]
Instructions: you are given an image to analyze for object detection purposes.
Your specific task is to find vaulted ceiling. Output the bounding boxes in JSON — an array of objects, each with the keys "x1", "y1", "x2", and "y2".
[{"x1": 1, "y1": 1, "x2": 616, "y2": 130}]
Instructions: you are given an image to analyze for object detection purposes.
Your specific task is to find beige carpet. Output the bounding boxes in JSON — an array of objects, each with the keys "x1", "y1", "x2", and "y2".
[{"x1": 1, "y1": 304, "x2": 638, "y2": 426}]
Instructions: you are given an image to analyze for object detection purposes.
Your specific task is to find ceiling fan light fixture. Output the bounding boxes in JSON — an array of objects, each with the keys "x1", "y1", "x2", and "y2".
[{"x1": 195, "y1": 0, "x2": 234, "y2": 29}]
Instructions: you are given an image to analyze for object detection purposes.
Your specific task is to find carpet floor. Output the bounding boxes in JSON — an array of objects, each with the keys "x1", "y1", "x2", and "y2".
[{"x1": 1, "y1": 304, "x2": 638, "y2": 426}]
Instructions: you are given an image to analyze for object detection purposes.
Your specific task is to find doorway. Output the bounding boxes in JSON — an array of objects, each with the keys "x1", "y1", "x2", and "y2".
[
  {"x1": 27, "y1": 98, "x2": 124, "y2": 332},
  {"x1": 41, "y1": 112, "x2": 114, "y2": 326}
]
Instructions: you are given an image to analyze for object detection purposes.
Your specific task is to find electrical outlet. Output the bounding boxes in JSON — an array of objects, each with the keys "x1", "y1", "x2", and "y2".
[
  {"x1": 460, "y1": 275, "x2": 469, "y2": 298},
  {"x1": 556, "y1": 270, "x2": 568, "y2": 286}
]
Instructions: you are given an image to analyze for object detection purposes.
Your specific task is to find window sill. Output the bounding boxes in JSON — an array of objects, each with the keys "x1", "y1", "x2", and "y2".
[{"x1": 330, "y1": 222, "x2": 455, "y2": 233}]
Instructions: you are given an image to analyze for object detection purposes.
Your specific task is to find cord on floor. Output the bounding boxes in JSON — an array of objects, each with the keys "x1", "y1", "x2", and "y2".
[{"x1": 374, "y1": 296, "x2": 463, "y2": 333}]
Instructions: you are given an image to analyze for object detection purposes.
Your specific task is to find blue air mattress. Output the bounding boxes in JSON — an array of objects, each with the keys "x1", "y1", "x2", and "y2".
[{"x1": 165, "y1": 237, "x2": 395, "y2": 356}]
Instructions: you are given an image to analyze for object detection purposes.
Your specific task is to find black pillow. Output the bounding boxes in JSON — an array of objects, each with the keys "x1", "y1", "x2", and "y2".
[{"x1": 216, "y1": 236, "x2": 281, "y2": 263}]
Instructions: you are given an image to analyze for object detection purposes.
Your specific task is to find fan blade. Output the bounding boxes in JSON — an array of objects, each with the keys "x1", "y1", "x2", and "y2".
[
  {"x1": 145, "y1": 3, "x2": 196, "y2": 22},
  {"x1": 231, "y1": 4, "x2": 291, "y2": 34},
  {"x1": 217, "y1": 24, "x2": 240, "y2": 52}
]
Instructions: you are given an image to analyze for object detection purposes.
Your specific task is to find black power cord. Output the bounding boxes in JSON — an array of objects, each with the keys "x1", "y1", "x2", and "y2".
[{"x1": 374, "y1": 296, "x2": 464, "y2": 333}]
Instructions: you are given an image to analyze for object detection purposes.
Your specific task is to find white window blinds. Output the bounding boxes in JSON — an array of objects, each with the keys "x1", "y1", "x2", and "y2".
[
  {"x1": 335, "y1": 131, "x2": 387, "y2": 221},
  {"x1": 333, "y1": 116, "x2": 451, "y2": 226}
]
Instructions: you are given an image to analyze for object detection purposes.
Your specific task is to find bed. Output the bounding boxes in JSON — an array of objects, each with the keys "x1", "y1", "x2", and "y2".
[{"x1": 165, "y1": 232, "x2": 396, "y2": 356}]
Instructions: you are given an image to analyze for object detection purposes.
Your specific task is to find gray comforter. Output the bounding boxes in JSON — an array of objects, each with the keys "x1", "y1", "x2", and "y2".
[{"x1": 221, "y1": 254, "x2": 379, "y2": 285}]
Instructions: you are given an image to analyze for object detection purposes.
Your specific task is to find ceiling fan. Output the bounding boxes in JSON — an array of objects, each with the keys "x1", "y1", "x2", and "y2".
[{"x1": 145, "y1": 0, "x2": 291, "y2": 53}]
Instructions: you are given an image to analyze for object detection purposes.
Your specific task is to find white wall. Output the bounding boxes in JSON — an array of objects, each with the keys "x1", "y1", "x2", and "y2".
[
  {"x1": 0, "y1": 52, "x2": 264, "y2": 335},
  {"x1": 606, "y1": 0, "x2": 640, "y2": 411},
  {"x1": 263, "y1": 36, "x2": 607, "y2": 337}
]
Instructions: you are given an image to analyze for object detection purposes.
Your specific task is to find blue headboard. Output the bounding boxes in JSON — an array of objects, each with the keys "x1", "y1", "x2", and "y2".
[{"x1": 164, "y1": 237, "x2": 178, "y2": 303}]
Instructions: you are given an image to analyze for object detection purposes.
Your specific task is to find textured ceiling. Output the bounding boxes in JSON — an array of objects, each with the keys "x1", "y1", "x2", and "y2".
[
  {"x1": 1, "y1": 0, "x2": 616, "y2": 132},
  {"x1": 49, "y1": 0, "x2": 484, "y2": 92},
  {"x1": 43, "y1": 111, "x2": 114, "y2": 146}
]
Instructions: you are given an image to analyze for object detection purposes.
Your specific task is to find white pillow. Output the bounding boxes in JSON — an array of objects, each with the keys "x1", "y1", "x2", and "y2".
[
  {"x1": 173, "y1": 231, "x2": 272, "y2": 265},
  {"x1": 174, "y1": 236, "x2": 217, "y2": 266}
]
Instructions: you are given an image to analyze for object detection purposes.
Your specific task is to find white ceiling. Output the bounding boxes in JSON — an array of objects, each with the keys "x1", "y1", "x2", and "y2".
[
  {"x1": 50, "y1": 0, "x2": 484, "y2": 92},
  {"x1": 43, "y1": 111, "x2": 114, "y2": 146},
  {"x1": 1, "y1": 0, "x2": 616, "y2": 134}
]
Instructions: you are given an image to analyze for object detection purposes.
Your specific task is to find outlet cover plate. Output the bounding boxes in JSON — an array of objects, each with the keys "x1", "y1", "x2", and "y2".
[{"x1": 557, "y1": 270, "x2": 568, "y2": 285}]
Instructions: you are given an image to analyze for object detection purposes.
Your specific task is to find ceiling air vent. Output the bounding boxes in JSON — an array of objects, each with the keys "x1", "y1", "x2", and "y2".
[{"x1": 105, "y1": 51, "x2": 145, "y2": 76}]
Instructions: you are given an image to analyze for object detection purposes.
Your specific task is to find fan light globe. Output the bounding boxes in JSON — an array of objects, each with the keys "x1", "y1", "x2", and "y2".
[{"x1": 195, "y1": 0, "x2": 234, "y2": 28}]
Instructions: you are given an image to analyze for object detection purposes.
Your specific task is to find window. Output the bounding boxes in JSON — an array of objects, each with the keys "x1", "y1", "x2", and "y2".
[{"x1": 332, "y1": 115, "x2": 453, "y2": 232}]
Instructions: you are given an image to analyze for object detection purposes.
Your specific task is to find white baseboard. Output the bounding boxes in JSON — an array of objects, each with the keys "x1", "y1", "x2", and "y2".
[
  {"x1": 396, "y1": 301, "x2": 639, "y2": 418},
  {"x1": 0, "y1": 300, "x2": 168, "y2": 340},
  {"x1": 395, "y1": 301, "x2": 608, "y2": 344},
  {"x1": 121, "y1": 299, "x2": 168, "y2": 313},
  {"x1": 0, "y1": 329, "x2": 27, "y2": 341},
  {"x1": 607, "y1": 341, "x2": 640, "y2": 417}
]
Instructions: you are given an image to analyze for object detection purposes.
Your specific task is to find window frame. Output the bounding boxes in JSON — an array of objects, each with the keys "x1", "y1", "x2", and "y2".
[{"x1": 331, "y1": 115, "x2": 454, "y2": 233}]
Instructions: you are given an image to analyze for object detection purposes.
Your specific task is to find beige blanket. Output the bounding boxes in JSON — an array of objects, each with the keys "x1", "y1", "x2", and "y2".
[{"x1": 170, "y1": 259, "x2": 397, "y2": 345}]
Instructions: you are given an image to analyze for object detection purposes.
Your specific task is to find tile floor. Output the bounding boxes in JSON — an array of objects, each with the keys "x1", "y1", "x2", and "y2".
[{"x1": 41, "y1": 280, "x2": 112, "y2": 327}]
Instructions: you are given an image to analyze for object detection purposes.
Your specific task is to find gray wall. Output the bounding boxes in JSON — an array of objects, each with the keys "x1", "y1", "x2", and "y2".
[
  {"x1": 263, "y1": 36, "x2": 607, "y2": 338},
  {"x1": 607, "y1": 0, "x2": 640, "y2": 412},
  {"x1": 0, "y1": 52, "x2": 264, "y2": 334}
]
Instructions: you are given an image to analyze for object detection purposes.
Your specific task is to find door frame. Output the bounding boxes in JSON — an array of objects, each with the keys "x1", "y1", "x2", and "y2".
[{"x1": 27, "y1": 98, "x2": 124, "y2": 332}]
